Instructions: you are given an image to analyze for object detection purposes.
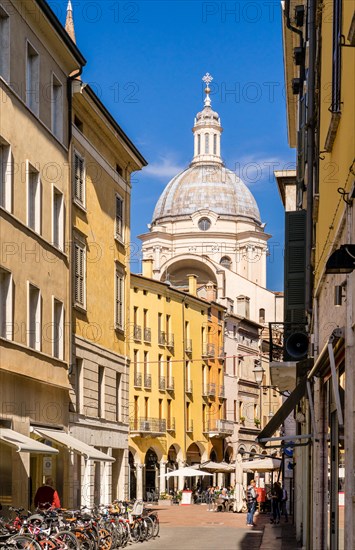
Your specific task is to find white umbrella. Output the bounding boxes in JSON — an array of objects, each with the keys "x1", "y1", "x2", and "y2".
[
  {"x1": 194, "y1": 461, "x2": 235, "y2": 473},
  {"x1": 241, "y1": 457, "x2": 282, "y2": 472},
  {"x1": 163, "y1": 466, "x2": 212, "y2": 478}
]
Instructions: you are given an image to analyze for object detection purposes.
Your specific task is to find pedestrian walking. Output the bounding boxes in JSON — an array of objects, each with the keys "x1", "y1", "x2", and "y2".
[
  {"x1": 280, "y1": 485, "x2": 288, "y2": 522},
  {"x1": 269, "y1": 482, "x2": 282, "y2": 524},
  {"x1": 246, "y1": 479, "x2": 257, "y2": 526}
]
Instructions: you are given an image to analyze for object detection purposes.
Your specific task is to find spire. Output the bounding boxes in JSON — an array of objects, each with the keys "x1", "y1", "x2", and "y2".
[
  {"x1": 65, "y1": 0, "x2": 76, "y2": 43},
  {"x1": 190, "y1": 73, "x2": 223, "y2": 166}
]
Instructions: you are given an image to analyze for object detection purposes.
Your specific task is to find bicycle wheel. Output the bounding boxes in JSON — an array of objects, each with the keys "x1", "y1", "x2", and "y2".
[
  {"x1": 149, "y1": 513, "x2": 160, "y2": 538},
  {"x1": 9, "y1": 535, "x2": 42, "y2": 549},
  {"x1": 98, "y1": 527, "x2": 112, "y2": 550},
  {"x1": 72, "y1": 529, "x2": 94, "y2": 550},
  {"x1": 129, "y1": 521, "x2": 141, "y2": 544},
  {"x1": 143, "y1": 517, "x2": 154, "y2": 540},
  {"x1": 56, "y1": 530, "x2": 80, "y2": 549}
]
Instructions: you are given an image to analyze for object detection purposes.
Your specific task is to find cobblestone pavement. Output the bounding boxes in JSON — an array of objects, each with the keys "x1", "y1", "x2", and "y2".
[{"x1": 141, "y1": 504, "x2": 265, "y2": 550}]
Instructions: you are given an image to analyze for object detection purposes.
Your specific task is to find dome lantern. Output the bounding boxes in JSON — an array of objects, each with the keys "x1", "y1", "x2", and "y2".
[{"x1": 191, "y1": 73, "x2": 223, "y2": 166}]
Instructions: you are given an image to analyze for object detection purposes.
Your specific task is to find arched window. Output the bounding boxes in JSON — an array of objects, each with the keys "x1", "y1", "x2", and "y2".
[
  {"x1": 213, "y1": 134, "x2": 217, "y2": 155},
  {"x1": 220, "y1": 256, "x2": 232, "y2": 269},
  {"x1": 259, "y1": 308, "x2": 265, "y2": 323},
  {"x1": 197, "y1": 134, "x2": 201, "y2": 155},
  {"x1": 205, "y1": 133, "x2": 209, "y2": 154}
]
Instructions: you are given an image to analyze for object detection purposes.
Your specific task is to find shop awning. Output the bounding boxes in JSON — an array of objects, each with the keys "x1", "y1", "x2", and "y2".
[
  {"x1": 34, "y1": 428, "x2": 115, "y2": 462},
  {"x1": 0, "y1": 428, "x2": 59, "y2": 454},
  {"x1": 242, "y1": 457, "x2": 282, "y2": 472},
  {"x1": 256, "y1": 376, "x2": 308, "y2": 445}
]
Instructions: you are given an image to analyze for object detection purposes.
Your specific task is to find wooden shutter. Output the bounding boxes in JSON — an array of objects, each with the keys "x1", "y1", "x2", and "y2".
[
  {"x1": 74, "y1": 244, "x2": 85, "y2": 306},
  {"x1": 116, "y1": 196, "x2": 123, "y2": 238},
  {"x1": 74, "y1": 153, "x2": 84, "y2": 204},
  {"x1": 115, "y1": 268, "x2": 124, "y2": 328},
  {"x1": 284, "y1": 210, "x2": 306, "y2": 325}
]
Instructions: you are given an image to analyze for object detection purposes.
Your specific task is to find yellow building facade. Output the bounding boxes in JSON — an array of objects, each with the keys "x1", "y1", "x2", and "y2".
[
  {"x1": 0, "y1": 0, "x2": 85, "y2": 508},
  {"x1": 129, "y1": 268, "x2": 232, "y2": 499},
  {"x1": 68, "y1": 85, "x2": 146, "y2": 506}
]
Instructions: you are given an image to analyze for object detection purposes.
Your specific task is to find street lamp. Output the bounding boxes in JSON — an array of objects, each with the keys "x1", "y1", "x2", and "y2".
[{"x1": 253, "y1": 362, "x2": 265, "y2": 385}]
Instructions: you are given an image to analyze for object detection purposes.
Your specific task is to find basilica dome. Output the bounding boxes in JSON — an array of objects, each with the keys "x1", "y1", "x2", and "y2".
[
  {"x1": 151, "y1": 73, "x2": 261, "y2": 228},
  {"x1": 152, "y1": 164, "x2": 261, "y2": 225}
]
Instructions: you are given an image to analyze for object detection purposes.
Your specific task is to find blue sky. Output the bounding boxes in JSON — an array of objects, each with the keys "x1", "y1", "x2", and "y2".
[{"x1": 52, "y1": 0, "x2": 295, "y2": 291}]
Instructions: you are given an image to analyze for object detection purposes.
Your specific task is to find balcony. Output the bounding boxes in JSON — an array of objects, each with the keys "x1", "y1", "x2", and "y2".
[
  {"x1": 158, "y1": 331, "x2": 166, "y2": 346},
  {"x1": 143, "y1": 327, "x2": 151, "y2": 343},
  {"x1": 167, "y1": 418, "x2": 175, "y2": 432},
  {"x1": 218, "y1": 385, "x2": 225, "y2": 398},
  {"x1": 207, "y1": 383, "x2": 216, "y2": 397},
  {"x1": 144, "y1": 374, "x2": 152, "y2": 389},
  {"x1": 166, "y1": 333, "x2": 174, "y2": 349},
  {"x1": 134, "y1": 373, "x2": 142, "y2": 388},
  {"x1": 185, "y1": 380, "x2": 193, "y2": 394},
  {"x1": 185, "y1": 339, "x2": 192, "y2": 354},
  {"x1": 166, "y1": 377, "x2": 175, "y2": 391},
  {"x1": 186, "y1": 420, "x2": 193, "y2": 433},
  {"x1": 202, "y1": 384, "x2": 209, "y2": 397},
  {"x1": 130, "y1": 417, "x2": 166, "y2": 437},
  {"x1": 207, "y1": 419, "x2": 234, "y2": 438},
  {"x1": 159, "y1": 376, "x2": 166, "y2": 391},
  {"x1": 133, "y1": 325, "x2": 142, "y2": 341},
  {"x1": 202, "y1": 343, "x2": 215, "y2": 358},
  {"x1": 218, "y1": 347, "x2": 225, "y2": 359}
]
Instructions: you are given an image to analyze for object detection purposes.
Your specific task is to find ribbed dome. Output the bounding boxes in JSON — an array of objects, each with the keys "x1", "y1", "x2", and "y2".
[{"x1": 152, "y1": 164, "x2": 261, "y2": 224}]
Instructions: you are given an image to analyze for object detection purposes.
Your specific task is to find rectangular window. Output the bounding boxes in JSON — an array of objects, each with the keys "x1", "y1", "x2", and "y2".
[
  {"x1": 0, "y1": 268, "x2": 13, "y2": 340},
  {"x1": 144, "y1": 351, "x2": 148, "y2": 379},
  {"x1": 0, "y1": 138, "x2": 12, "y2": 211},
  {"x1": 115, "y1": 265, "x2": 124, "y2": 330},
  {"x1": 167, "y1": 399, "x2": 171, "y2": 425},
  {"x1": 239, "y1": 401, "x2": 243, "y2": 419},
  {"x1": 159, "y1": 399, "x2": 163, "y2": 420},
  {"x1": 116, "y1": 372, "x2": 122, "y2": 422},
  {"x1": 115, "y1": 194, "x2": 124, "y2": 240},
  {"x1": 134, "y1": 395, "x2": 139, "y2": 420},
  {"x1": 158, "y1": 354, "x2": 163, "y2": 379},
  {"x1": 0, "y1": 6, "x2": 10, "y2": 81},
  {"x1": 26, "y1": 42, "x2": 39, "y2": 115},
  {"x1": 234, "y1": 400, "x2": 237, "y2": 422},
  {"x1": 133, "y1": 349, "x2": 138, "y2": 376},
  {"x1": 52, "y1": 187, "x2": 64, "y2": 250},
  {"x1": 73, "y1": 151, "x2": 85, "y2": 206},
  {"x1": 74, "y1": 242, "x2": 86, "y2": 308},
  {"x1": 51, "y1": 74, "x2": 63, "y2": 141},
  {"x1": 98, "y1": 366, "x2": 105, "y2": 418},
  {"x1": 213, "y1": 134, "x2": 217, "y2": 155},
  {"x1": 144, "y1": 396, "x2": 149, "y2": 418},
  {"x1": 53, "y1": 298, "x2": 64, "y2": 360},
  {"x1": 27, "y1": 163, "x2": 41, "y2": 233},
  {"x1": 233, "y1": 355, "x2": 236, "y2": 377},
  {"x1": 75, "y1": 358, "x2": 84, "y2": 414},
  {"x1": 28, "y1": 284, "x2": 41, "y2": 350}
]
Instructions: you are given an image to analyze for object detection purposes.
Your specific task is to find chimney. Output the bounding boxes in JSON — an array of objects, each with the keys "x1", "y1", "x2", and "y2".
[
  {"x1": 205, "y1": 281, "x2": 217, "y2": 302},
  {"x1": 187, "y1": 274, "x2": 197, "y2": 296},
  {"x1": 142, "y1": 259, "x2": 153, "y2": 279}
]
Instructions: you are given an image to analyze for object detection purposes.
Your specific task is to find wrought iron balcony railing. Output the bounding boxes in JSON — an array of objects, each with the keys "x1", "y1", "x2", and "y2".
[
  {"x1": 218, "y1": 385, "x2": 225, "y2": 398},
  {"x1": 207, "y1": 419, "x2": 234, "y2": 436},
  {"x1": 185, "y1": 339, "x2": 192, "y2": 353},
  {"x1": 159, "y1": 376, "x2": 166, "y2": 391},
  {"x1": 185, "y1": 380, "x2": 193, "y2": 394},
  {"x1": 143, "y1": 327, "x2": 151, "y2": 343},
  {"x1": 134, "y1": 373, "x2": 142, "y2": 388},
  {"x1": 166, "y1": 377, "x2": 175, "y2": 391},
  {"x1": 202, "y1": 384, "x2": 209, "y2": 397},
  {"x1": 167, "y1": 418, "x2": 176, "y2": 432},
  {"x1": 130, "y1": 417, "x2": 166, "y2": 434},
  {"x1": 133, "y1": 325, "x2": 142, "y2": 341},
  {"x1": 144, "y1": 374, "x2": 152, "y2": 389},
  {"x1": 202, "y1": 343, "x2": 215, "y2": 357},
  {"x1": 166, "y1": 333, "x2": 174, "y2": 349},
  {"x1": 186, "y1": 420, "x2": 193, "y2": 433},
  {"x1": 158, "y1": 331, "x2": 166, "y2": 346},
  {"x1": 207, "y1": 382, "x2": 216, "y2": 397}
]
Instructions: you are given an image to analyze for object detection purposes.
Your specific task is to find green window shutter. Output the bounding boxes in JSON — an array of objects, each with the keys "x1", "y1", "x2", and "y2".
[{"x1": 284, "y1": 210, "x2": 306, "y2": 326}]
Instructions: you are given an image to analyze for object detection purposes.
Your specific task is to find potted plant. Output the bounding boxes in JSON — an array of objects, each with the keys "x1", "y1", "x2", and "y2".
[
  {"x1": 158, "y1": 492, "x2": 173, "y2": 506},
  {"x1": 254, "y1": 417, "x2": 261, "y2": 427},
  {"x1": 240, "y1": 416, "x2": 246, "y2": 424}
]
